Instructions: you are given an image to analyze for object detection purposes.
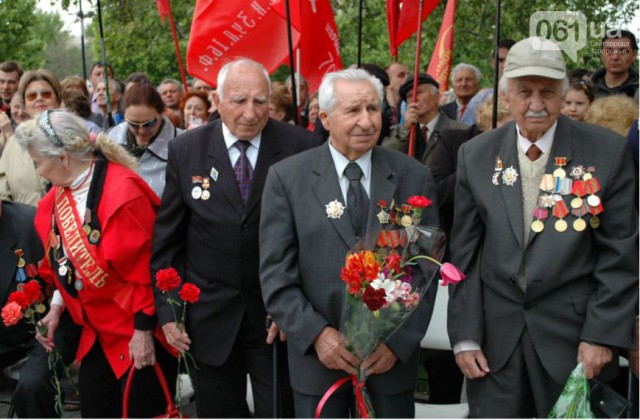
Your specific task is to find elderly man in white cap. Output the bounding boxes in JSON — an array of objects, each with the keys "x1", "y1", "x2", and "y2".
[{"x1": 447, "y1": 37, "x2": 638, "y2": 417}]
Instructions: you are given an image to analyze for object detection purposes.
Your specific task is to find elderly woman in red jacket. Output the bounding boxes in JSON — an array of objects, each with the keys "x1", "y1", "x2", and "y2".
[{"x1": 14, "y1": 109, "x2": 176, "y2": 418}]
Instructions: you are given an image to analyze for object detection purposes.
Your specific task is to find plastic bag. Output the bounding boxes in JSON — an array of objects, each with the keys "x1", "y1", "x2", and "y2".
[{"x1": 548, "y1": 363, "x2": 595, "y2": 418}]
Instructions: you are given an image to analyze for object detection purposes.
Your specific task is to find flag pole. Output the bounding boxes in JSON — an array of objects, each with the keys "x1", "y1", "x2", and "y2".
[
  {"x1": 357, "y1": 0, "x2": 363, "y2": 67},
  {"x1": 491, "y1": 0, "x2": 501, "y2": 129},
  {"x1": 284, "y1": 0, "x2": 300, "y2": 126},
  {"x1": 408, "y1": 0, "x2": 425, "y2": 158},
  {"x1": 165, "y1": 0, "x2": 189, "y2": 93},
  {"x1": 95, "y1": 0, "x2": 111, "y2": 116}
]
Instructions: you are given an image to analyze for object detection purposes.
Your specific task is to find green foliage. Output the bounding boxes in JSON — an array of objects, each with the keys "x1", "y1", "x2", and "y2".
[
  {"x1": 334, "y1": 0, "x2": 637, "y2": 87},
  {"x1": 0, "y1": 0, "x2": 47, "y2": 69},
  {"x1": 87, "y1": 0, "x2": 194, "y2": 86}
]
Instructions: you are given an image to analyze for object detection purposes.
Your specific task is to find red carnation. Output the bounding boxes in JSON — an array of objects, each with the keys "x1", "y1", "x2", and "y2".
[
  {"x1": 8, "y1": 291, "x2": 29, "y2": 310},
  {"x1": 407, "y1": 195, "x2": 432, "y2": 208},
  {"x1": 377, "y1": 199, "x2": 387, "y2": 207},
  {"x1": 179, "y1": 283, "x2": 201, "y2": 303},
  {"x1": 362, "y1": 286, "x2": 386, "y2": 311},
  {"x1": 22, "y1": 280, "x2": 43, "y2": 306},
  {"x1": 155, "y1": 268, "x2": 181, "y2": 292}
]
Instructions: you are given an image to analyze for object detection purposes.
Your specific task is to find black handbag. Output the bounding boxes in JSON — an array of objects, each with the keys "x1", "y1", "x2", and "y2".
[{"x1": 590, "y1": 378, "x2": 631, "y2": 418}]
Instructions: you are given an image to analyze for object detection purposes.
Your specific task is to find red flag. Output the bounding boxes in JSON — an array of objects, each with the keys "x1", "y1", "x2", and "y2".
[
  {"x1": 387, "y1": 0, "x2": 440, "y2": 59},
  {"x1": 386, "y1": 0, "x2": 401, "y2": 60},
  {"x1": 156, "y1": 0, "x2": 170, "y2": 22},
  {"x1": 427, "y1": 0, "x2": 456, "y2": 91},
  {"x1": 275, "y1": 0, "x2": 343, "y2": 93},
  {"x1": 186, "y1": 0, "x2": 301, "y2": 87}
]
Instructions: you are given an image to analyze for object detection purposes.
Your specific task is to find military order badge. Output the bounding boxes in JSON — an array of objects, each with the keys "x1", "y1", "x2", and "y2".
[
  {"x1": 502, "y1": 166, "x2": 519, "y2": 186},
  {"x1": 325, "y1": 199, "x2": 345, "y2": 219}
]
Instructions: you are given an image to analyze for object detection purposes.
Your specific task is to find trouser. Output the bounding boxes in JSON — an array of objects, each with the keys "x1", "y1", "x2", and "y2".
[
  {"x1": 12, "y1": 311, "x2": 80, "y2": 418},
  {"x1": 78, "y1": 338, "x2": 177, "y2": 418}
]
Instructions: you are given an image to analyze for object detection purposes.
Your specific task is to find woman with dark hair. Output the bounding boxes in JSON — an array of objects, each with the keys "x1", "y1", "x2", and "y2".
[
  {"x1": 108, "y1": 83, "x2": 183, "y2": 197},
  {"x1": 14, "y1": 109, "x2": 177, "y2": 418}
]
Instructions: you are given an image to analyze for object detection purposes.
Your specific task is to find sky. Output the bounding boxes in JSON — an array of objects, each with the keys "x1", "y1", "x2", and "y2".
[{"x1": 40, "y1": 0, "x2": 640, "y2": 44}]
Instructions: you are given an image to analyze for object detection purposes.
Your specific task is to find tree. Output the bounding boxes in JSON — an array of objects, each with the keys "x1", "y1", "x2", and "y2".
[
  {"x1": 0, "y1": 0, "x2": 47, "y2": 69},
  {"x1": 86, "y1": 0, "x2": 194, "y2": 86}
]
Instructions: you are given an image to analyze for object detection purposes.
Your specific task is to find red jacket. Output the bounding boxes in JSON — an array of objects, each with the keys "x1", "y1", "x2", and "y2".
[{"x1": 35, "y1": 162, "x2": 173, "y2": 378}]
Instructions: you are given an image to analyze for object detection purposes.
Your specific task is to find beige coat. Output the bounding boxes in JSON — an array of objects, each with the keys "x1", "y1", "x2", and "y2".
[{"x1": 0, "y1": 136, "x2": 45, "y2": 206}]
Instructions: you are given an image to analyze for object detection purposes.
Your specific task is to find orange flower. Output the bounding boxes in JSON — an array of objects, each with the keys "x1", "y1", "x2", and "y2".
[{"x1": 1, "y1": 301, "x2": 23, "y2": 326}]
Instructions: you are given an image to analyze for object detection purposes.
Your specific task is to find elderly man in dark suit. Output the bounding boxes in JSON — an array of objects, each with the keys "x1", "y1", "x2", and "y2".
[
  {"x1": 448, "y1": 37, "x2": 638, "y2": 417},
  {"x1": 260, "y1": 68, "x2": 439, "y2": 417},
  {"x1": 382, "y1": 73, "x2": 467, "y2": 167},
  {"x1": 150, "y1": 58, "x2": 319, "y2": 418}
]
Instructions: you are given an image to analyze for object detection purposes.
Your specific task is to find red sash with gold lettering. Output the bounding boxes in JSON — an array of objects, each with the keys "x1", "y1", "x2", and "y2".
[{"x1": 54, "y1": 188, "x2": 109, "y2": 289}]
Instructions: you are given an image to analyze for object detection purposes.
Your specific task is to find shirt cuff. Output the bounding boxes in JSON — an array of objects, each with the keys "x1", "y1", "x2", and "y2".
[
  {"x1": 51, "y1": 290, "x2": 65, "y2": 307},
  {"x1": 453, "y1": 340, "x2": 481, "y2": 354},
  {"x1": 134, "y1": 311, "x2": 156, "y2": 330}
]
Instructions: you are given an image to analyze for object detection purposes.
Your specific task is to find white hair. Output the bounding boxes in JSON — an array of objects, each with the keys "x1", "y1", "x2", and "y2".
[
  {"x1": 318, "y1": 69, "x2": 384, "y2": 114},
  {"x1": 157, "y1": 78, "x2": 183, "y2": 93},
  {"x1": 451, "y1": 63, "x2": 482, "y2": 83},
  {"x1": 216, "y1": 58, "x2": 271, "y2": 102}
]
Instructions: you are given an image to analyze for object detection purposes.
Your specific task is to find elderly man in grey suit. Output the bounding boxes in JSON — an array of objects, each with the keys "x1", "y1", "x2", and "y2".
[
  {"x1": 382, "y1": 73, "x2": 467, "y2": 167},
  {"x1": 260, "y1": 68, "x2": 439, "y2": 418},
  {"x1": 448, "y1": 37, "x2": 638, "y2": 417}
]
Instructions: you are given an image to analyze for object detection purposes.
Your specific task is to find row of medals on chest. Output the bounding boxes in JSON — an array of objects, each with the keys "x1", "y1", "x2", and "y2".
[
  {"x1": 192, "y1": 176, "x2": 211, "y2": 200},
  {"x1": 531, "y1": 159, "x2": 602, "y2": 234},
  {"x1": 50, "y1": 210, "x2": 101, "y2": 292}
]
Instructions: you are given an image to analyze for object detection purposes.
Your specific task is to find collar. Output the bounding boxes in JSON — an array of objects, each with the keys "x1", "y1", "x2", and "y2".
[
  {"x1": 222, "y1": 122, "x2": 262, "y2": 151},
  {"x1": 423, "y1": 113, "x2": 440, "y2": 134},
  {"x1": 328, "y1": 139, "x2": 372, "y2": 181},
  {"x1": 516, "y1": 120, "x2": 557, "y2": 155}
]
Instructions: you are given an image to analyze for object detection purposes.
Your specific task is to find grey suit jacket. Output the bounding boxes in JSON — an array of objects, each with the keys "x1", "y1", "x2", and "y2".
[
  {"x1": 382, "y1": 110, "x2": 468, "y2": 167},
  {"x1": 260, "y1": 143, "x2": 440, "y2": 395},
  {"x1": 447, "y1": 116, "x2": 638, "y2": 384}
]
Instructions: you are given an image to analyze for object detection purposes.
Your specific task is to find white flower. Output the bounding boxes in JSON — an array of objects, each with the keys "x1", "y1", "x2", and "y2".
[
  {"x1": 502, "y1": 166, "x2": 519, "y2": 186},
  {"x1": 371, "y1": 275, "x2": 397, "y2": 304},
  {"x1": 325, "y1": 199, "x2": 345, "y2": 219}
]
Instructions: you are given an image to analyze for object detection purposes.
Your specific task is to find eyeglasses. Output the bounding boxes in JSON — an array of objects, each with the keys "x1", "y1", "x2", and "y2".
[
  {"x1": 126, "y1": 117, "x2": 159, "y2": 130},
  {"x1": 25, "y1": 90, "x2": 54, "y2": 102}
]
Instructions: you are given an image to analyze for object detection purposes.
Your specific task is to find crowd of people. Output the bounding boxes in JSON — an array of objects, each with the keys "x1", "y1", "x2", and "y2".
[{"x1": 0, "y1": 27, "x2": 638, "y2": 419}]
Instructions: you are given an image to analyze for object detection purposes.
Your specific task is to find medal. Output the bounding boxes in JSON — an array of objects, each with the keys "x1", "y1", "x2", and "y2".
[
  {"x1": 35, "y1": 303, "x2": 46, "y2": 314},
  {"x1": 210, "y1": 167, "x2": 219, "y2": 182},
  {"x1": 570, "y1": 197, "x2": 583, "y2": 209},
  {"x1": 570, "y1": 165, "x2": 584, "y2": 179},
  {"x1": 554, "y1": 157, "x2": 568, "y2": 180},
  {"x1": 89, "y1": 230, "x2": 101, "y2": 244},
  {"x1": 400, "y1": 215, "x2": 412, "y2": 227},
  {"x1": 201, "y1": 190, "x2": 210, "y2": 200},
  {"x1": 202, "y1": 178, "x2": 210, "y2": 189},
  {"x1": 573, "y1": 218, "x2": 587, "y2": 231},
  {"x1": 586, "y1": 194, "x2": 601, "y2": 207},
  {"x1": 74, "y1": 279, "x2": 84, "y2": 291},
  {"x1": 83, "y1": 224, "x2": 91, "y2": 235},
  {"x1": 555, "y1": 219, "x2": 568, "y2": 232},
  {"x1": 191, "y1": 186, "x2": 202, "y2": 200},
  {"x1": 553, "y1": 168, "x2": 566, "y2": 179},
  {"x1": 531, "y1": 219, "x2": 545, "y2": 233},
  {"x1": 58, "y1": 265, "x2": 68, "y2": 276},
  {"x1": 539, "y1": 174, "x2": 555, "y2": 192},
  {"x1": 377, "y1": 210, "x2": 390, "y2": 224},
  {"x1": 590, "y1": 216, "x2": 600, "y2": 229},
  {"x1": 494, "y1": 156, "x2": 503, "y2": 171}
]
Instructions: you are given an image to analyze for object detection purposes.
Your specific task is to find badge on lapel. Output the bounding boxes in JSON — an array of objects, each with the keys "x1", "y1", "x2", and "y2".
[{"x1": 326, "y1": 200, "x2": 345, "y2": 219}]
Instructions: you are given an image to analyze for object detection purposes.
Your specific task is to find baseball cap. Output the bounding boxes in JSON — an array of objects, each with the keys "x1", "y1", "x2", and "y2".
[
  {"x1": 399, "y1": 73, "x2": 440, "y2": 101},
  {"x1": 503, "y1": 37, "x2": 566, "y2": 79}
]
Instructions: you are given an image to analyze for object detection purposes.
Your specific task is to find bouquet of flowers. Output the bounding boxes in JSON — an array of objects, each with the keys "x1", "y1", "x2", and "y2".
[
  {"x1": 155, "y1": 268, "x2": 201, "y2": 417},
  {"x1": 1, "y1": 280, "x2": 78, "y2": 417},
  {"x1": 320, "y1": 196, "x2": 465, "y2": 418}
]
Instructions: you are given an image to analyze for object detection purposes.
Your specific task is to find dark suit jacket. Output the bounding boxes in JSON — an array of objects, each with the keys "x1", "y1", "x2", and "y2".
[
  {"x1": 440, "y1": 101, "x2": 457, "y2": 121},
  {"x1": 382, "y1": 110, "x2": 468, "y2": 167},
  {"x1": 151, "y1": 119, "x2": 319, "y2": 367},
  {"x1": 429, "y1": 125, "x2": 481, "y2": 261},
  {"x1": 0, "y1": 201, "x2": 43, "y2": 351},
  {"x1": 448, "y1": 116, "x2": 639, "y2": 385},
  {"x1": 260, "y1": 144, "x2": 440, "y2": 395}
]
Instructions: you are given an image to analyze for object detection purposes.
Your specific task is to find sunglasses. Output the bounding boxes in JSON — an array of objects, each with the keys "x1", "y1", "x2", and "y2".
[
  {"x1": 25, "y1": 90, "x2": 54, "y2": 102},
  {"x1": 126, "y1": 117, "x2": 159, "y2": 130}
]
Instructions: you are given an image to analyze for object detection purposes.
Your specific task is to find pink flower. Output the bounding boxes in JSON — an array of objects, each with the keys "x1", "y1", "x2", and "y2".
[
  {"x1": 2, "y1": 301, "x2": 23, "y2": 326},
  {"x1": 440, "y1": 263, "x2": 466, "y2": 286}
]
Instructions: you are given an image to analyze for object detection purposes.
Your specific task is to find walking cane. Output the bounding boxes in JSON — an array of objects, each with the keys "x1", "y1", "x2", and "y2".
[{"x1": 266, "y1": 317, "x2": 281, "y2": 418}]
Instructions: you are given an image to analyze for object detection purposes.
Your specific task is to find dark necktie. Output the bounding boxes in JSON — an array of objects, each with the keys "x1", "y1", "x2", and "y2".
[
  {"x1": 526, "y1": 144, "x2": 542, "y2": 161},
  {"x1": 421, "y1": 125, "x2": 429, "y2": 143},
  {"x1": 345, "y1": 162, "x2": 369, "y2": 237},
  {"x1": 234, "y1": 141, "x2": 253, "y2": 204}
]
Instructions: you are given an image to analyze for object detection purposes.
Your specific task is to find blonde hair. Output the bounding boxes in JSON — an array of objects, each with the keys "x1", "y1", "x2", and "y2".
[
  {"x1": 14, "y1": 109, "x2": 137, "y2": 170},
  {"x1": 476, "y1": 95, "x2": 511, "y2": 132},
  {"x1": 584, "y1": 95, "x2": 639, "y2": 137}
]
